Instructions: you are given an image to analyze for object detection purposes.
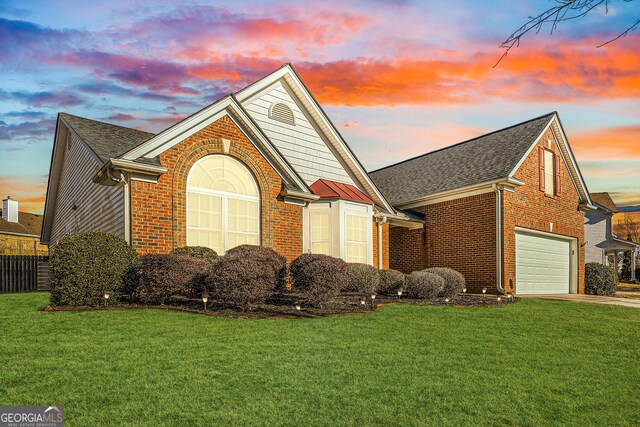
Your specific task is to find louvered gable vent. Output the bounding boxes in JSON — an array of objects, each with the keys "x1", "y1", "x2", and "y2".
[{"x1": 269, "y1": 102, "x2": 295, "y2": 125}]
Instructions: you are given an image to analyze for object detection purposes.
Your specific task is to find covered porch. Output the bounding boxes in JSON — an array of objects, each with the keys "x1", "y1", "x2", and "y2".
[{"x1": 604, "y1": 237, "x2": 639, "y2": 283}]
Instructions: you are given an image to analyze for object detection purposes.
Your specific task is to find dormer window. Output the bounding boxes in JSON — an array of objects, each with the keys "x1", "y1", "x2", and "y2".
[{"x1": 269, "y1": 102, "x2": 295, "y2": 126}]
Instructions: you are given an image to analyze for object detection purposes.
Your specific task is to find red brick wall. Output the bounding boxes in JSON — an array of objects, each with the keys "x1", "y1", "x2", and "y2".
[
  {"x1": 389, "y1": 192, "x2": 497, "y2": 292},
  {"x1": 502, "y1": 128, "x2": 585, "y2": 294},
  {"x1": 130, "y1": 115, "x2": 304, "y2": 262},
  {"x1": 373, "y1": 222, "x2": 390, "y2": 269},
  {"x1": 389, "y1": 226, "x2": 425, "y2": 273}
]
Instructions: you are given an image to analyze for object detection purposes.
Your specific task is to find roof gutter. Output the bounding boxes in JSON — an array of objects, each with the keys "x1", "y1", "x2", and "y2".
[
  {"x1": 396, "y1": 176, "x2": 525, "y2": 209},
  {"x1": 93, "y1": 158, "x2": 168, "y2": 186},
  {"x1": 280, "y1": 188, "x2": 320, "y2": 205}
]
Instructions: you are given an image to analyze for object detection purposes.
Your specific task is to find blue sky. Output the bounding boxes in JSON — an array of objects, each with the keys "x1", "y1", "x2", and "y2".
[{"x1": 1, "y1": 0, "x2": 639, "y2": 212}]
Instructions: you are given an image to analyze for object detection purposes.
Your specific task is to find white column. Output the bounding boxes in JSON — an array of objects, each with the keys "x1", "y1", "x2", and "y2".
[{"x1": 632, "y1": 250, "x2": 637, "y2": 282}]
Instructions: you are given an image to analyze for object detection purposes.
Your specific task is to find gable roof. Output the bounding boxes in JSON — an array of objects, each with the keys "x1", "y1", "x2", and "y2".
[
  {"x1": 310, "y1": 179, "x2": 374, "y2": 204},
  {"x1": 369, "y1": 113, "x2": 555, "y2": 206},
  {"x1": 0, "y1": 210, "x2": 43, "y2": 237},
  {"x1": 59, "y1": 113, "x2": 156, "y2": 165},
  {"x1": 235, "y1": 64, "x2": 396, "y2": 214},
  {"x1": 590, "y1": 192, "x2": 618, "y2": 213}
]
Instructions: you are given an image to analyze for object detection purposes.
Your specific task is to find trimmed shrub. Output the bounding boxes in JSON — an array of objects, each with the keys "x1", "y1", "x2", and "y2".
[
  {"x1": 346, "y1": 263, "x2": 380, "y2": 293},
  {"x1": 290, "y1": 253, "x2": 348, "y2": 307},
  {"x1": 405, "y1": 271, "x2": 445, "y2": 299},
  {"x1": 49, "y1": 232, "x2": 138, "y2": 306},
  {"x1": 135, "y1": 254, "x2": 209, "y2": 305},
  {"x1": 207, "y1": 255, "x2": 276, "y2": 310},
  {"x1": 171, "y1": 246, "x2": 218, "y2": 262},
  {"x1": 378, "y1": 269, "x2": 405, "y2": 295},
  {"x1": 585, "y1": 262, "x2": 618, "y2": 296},
  {"x1": 224, "y1": 245, "x2": 288, "y2": 289},
  {"x1": 425, "y1": 267, "x2": 466, "y2": 298}
]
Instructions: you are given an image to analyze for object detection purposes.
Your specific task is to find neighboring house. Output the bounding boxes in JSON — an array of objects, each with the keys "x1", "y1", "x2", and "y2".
[
  {"x1": 41, "y1": 64, "x2": 418, "y2": 267},
  {"x1": 584, "y1": 192, "x2": 638, "y2": 281},
  {"x1": 1, "y1": 196, "x2": 48, "y2": 256},
  {"x1": 371, "y1": 112, "x2": 594, "y2": 295}
]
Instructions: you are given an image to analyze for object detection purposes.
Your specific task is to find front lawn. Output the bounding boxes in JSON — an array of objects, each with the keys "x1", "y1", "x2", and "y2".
[{"x1": 1, "y1": 293, "x2": 639, "y2": 426}]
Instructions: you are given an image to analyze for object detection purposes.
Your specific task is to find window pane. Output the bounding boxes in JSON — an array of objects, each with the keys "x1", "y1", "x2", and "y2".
[
  {"x1": 544, "y1": 151, "x2": 554, "y2": 195},
  {"x1": 346, "y1": 243, "x2": 367, "y2": 263},
  {"x1": 346, "y1": 214, "x2": 367, "y2": 243},
  {"x1": 312, "y1": 242, "x2": 331, "y2": 255}
]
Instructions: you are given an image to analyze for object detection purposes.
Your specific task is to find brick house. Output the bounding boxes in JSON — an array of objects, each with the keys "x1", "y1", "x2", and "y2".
[
  {"x1": 1, "y1": 196, "x2": 48, "y2": 256},
  {"x1": 41, "y1": 65, "x2": 418, "y2": 266},
  {"x1": 371, "y1": 113, "x2": 595, "y2": 295}
]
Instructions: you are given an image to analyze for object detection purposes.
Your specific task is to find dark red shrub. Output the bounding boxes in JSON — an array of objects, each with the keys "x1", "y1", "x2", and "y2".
[
  {"x1": 135, "y1": 254, "x2": 209, "y2": 305},
  {"x1": 290, "y1": 253, "x2": 348, "y2": 307},
  {"x1": 207, "y1": 255, "x2": 276, "y2": 310},
  {"x1": 225, "y1": 245, "x2": 287, "y2": 289}
]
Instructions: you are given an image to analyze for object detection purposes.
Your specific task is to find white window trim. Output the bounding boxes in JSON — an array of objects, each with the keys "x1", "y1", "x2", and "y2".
[
  {"x1": 544, "y1": 149, "x2": 555, "y2": 196},
  {"x1": 303, "y1": 200, "x2": 373, "y2": 265},
  {"x1": 186, "y1": 156, "x2": 261, "y2": 254}
]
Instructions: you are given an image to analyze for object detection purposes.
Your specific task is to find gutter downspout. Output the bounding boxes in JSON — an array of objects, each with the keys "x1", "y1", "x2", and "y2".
[
  {"x1": 493, "y1": 184, "x2": 505, "y2": 294},
  {"x1": 122, "y1": 172, "x2": 131, "y2": 245},
  {"x1": 376, "y1": 217, "x2": 386, "y2": 270}
]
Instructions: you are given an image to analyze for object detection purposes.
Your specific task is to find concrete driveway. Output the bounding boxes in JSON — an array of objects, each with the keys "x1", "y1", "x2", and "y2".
[{"x1": 521, "y1": 294, "x2": 640, "y2": 308}]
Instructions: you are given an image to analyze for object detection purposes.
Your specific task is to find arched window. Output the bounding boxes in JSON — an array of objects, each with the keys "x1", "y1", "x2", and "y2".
[{"x1": 186, "y1": 155, "x2": 260, "y2": 254}]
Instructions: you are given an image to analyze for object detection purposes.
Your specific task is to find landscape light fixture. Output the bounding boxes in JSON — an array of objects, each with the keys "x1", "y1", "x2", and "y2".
[
  {"x1": 497, "y1": 296, "x2": 502, "y2": 304},
  {"x1": 360, "y1": 298, "x2": 367, "y2": 305},
  {"x1": 462, "y1": 287, "x2": 467, "y2": 294},
  {"x1": 370, "y1": 294, "x2": 377, "y2": 308},
  {"x1": 103, "y1": 291, "x2": 110, "y2": 306},
  {"x1": 295, "y1": 304, "x2": 301, "y2": 311},
  {"x1": 445, "y1": 298, "x2": 450, "y2": 303},
  {"x1": 482, "y1": 288, "x2": 487, "y2": 295},
  {"x1": 201, "y1": 293, "x2": 209, "y2": 311},
  {"x1": 397, "y1": 289, "x2": 403, "y2": 300}
]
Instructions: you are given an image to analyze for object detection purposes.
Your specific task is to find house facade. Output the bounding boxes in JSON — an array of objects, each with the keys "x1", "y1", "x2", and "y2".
[
  {"x1": 1, "y1": 196, "x2": 48, "y2": 256},
  {"x1": 584, "y1": 192, "x2": 638, "y2": 281},
  {"x1": 41, "y1": 65, "x2": 417, "y2": 266},
  {"x1": 371, "y1": 113, "x2": 593, "y2": 295}
]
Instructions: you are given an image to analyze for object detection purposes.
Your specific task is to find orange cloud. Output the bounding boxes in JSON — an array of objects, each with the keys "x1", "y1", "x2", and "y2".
[
  {"x1": 571, "y1": 125, "x2": 640, "y2": 160},
  {"x1": 0, "y1": 177, "x2": 46, "y2": 214}
]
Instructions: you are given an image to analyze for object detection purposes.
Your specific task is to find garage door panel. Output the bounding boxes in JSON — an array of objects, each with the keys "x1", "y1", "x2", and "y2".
[{"x1": 516, "y1": 232, "x2": 570, "y2": 294}]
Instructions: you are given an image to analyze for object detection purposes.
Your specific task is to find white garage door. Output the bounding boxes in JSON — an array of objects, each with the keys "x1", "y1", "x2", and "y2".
[{"x1": 516, "y1": 232, "x2": 571, "y2": 294}]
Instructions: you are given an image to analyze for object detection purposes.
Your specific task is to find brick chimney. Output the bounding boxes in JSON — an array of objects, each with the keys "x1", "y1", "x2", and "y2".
[{"x1": 2, "y1": 196, "x2": 18, "y2": 223}]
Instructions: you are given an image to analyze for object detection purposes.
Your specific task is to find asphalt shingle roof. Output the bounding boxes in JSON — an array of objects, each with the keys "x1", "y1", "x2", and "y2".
[
  {"x1": 60, "y1": 113, "x2": 157, "y2": 165},
  {"x1": 0, "y1": 210, "x2": 43, "y2": 237},
  {"x1": 369, "y1": 113, "x2": 555, "y2": 206}
]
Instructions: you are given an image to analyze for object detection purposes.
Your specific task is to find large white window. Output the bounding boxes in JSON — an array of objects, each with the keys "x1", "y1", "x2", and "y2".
[
  {"x1": 310, "y1": 212, "x2": 332, "y2": 255},
  {"x1": 346, "y1": 214, "x2": 368, "y2": 263},
  {"x1": 544, "y1": 150, "x2": 555, "y2": 196},
  {"x1": 303, "y1": 200, "x2": 373, "y2": 265},
  {"x1": 187, "y1": 155, "x2": 259, "y2": 254}
]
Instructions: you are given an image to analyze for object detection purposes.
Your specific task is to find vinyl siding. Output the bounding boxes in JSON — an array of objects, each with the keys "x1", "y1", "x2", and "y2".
[
  {"x1": 243, "y1": 81, "x2": 355, "y2": 186},
  {"x1": 49, "y1": 131, "x2": 124, "y2": 249},
  {"x1": 584, "y1": 209, "x2": 609, "y2": 263}
]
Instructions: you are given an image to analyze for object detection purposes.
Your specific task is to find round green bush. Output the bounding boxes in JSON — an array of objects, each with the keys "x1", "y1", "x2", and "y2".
[
  {"x1": 290, "y1": 253, "x2": 348, "y2": 307},
  {"x1": 135, "y1": 254, "x2": 209, "y2": 305},
  {"x1": 585, "y1": 262, "x2": 618, "y2": 296},
  {"x1": 405, "y1": 271, "x2": 445, "y2": 299},
  {"x1": 170, "y1": 246, "x2": 218, "y2": 262},
  {"x1": 345, "y1": 263, "x2": 380, "y2": 293},
  {"x1": 207, "y1": 255, "x2": 277, "y2": 310},
  {"x1": 378, "y1": 269, "x2": 405, "y2": 295},
  {"x1": 49, "y1": 232, "x2": 138, "y2": 306},
  {"x1": 225, "y1": 245, "x2": 287, "y2": 289},
  {"x1": 424, "y1": 267, "x2": 465, "y2": 298}
]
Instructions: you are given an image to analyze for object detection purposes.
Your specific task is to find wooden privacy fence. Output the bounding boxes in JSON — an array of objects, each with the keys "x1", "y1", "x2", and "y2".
[{"x1": 0, "y1": 255, "x2": 49, "y2": 293}]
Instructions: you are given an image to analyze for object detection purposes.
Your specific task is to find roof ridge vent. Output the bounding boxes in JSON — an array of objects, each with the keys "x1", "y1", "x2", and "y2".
[{"x1": 269, "y1": 102, "x2": 295, "y2": 126}]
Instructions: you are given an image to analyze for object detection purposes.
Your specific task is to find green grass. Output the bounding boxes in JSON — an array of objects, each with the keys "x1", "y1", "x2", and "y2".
[{"x1": 1, "y1": 293, "x2": 639, "y2": 426}]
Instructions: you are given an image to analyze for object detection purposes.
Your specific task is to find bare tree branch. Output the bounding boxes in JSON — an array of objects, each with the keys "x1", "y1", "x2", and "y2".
[{"x1": 495, "y1": 0, "x2": 638, "y2": 67}]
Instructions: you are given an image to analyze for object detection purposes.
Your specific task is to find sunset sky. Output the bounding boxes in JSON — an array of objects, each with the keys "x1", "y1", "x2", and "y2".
[{"x1": 1, "y1": 0, "x2": 639, "y2": 214}]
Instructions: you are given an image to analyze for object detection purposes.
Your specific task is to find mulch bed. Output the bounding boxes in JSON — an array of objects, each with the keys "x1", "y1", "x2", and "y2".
[{"x1": 40, "y1": 292, "x2": 519, "y2": 319}]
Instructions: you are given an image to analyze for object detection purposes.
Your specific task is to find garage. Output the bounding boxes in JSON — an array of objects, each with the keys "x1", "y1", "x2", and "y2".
[{"x1": 515, "y1": 230, "x2": 575, "y2": 294}]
